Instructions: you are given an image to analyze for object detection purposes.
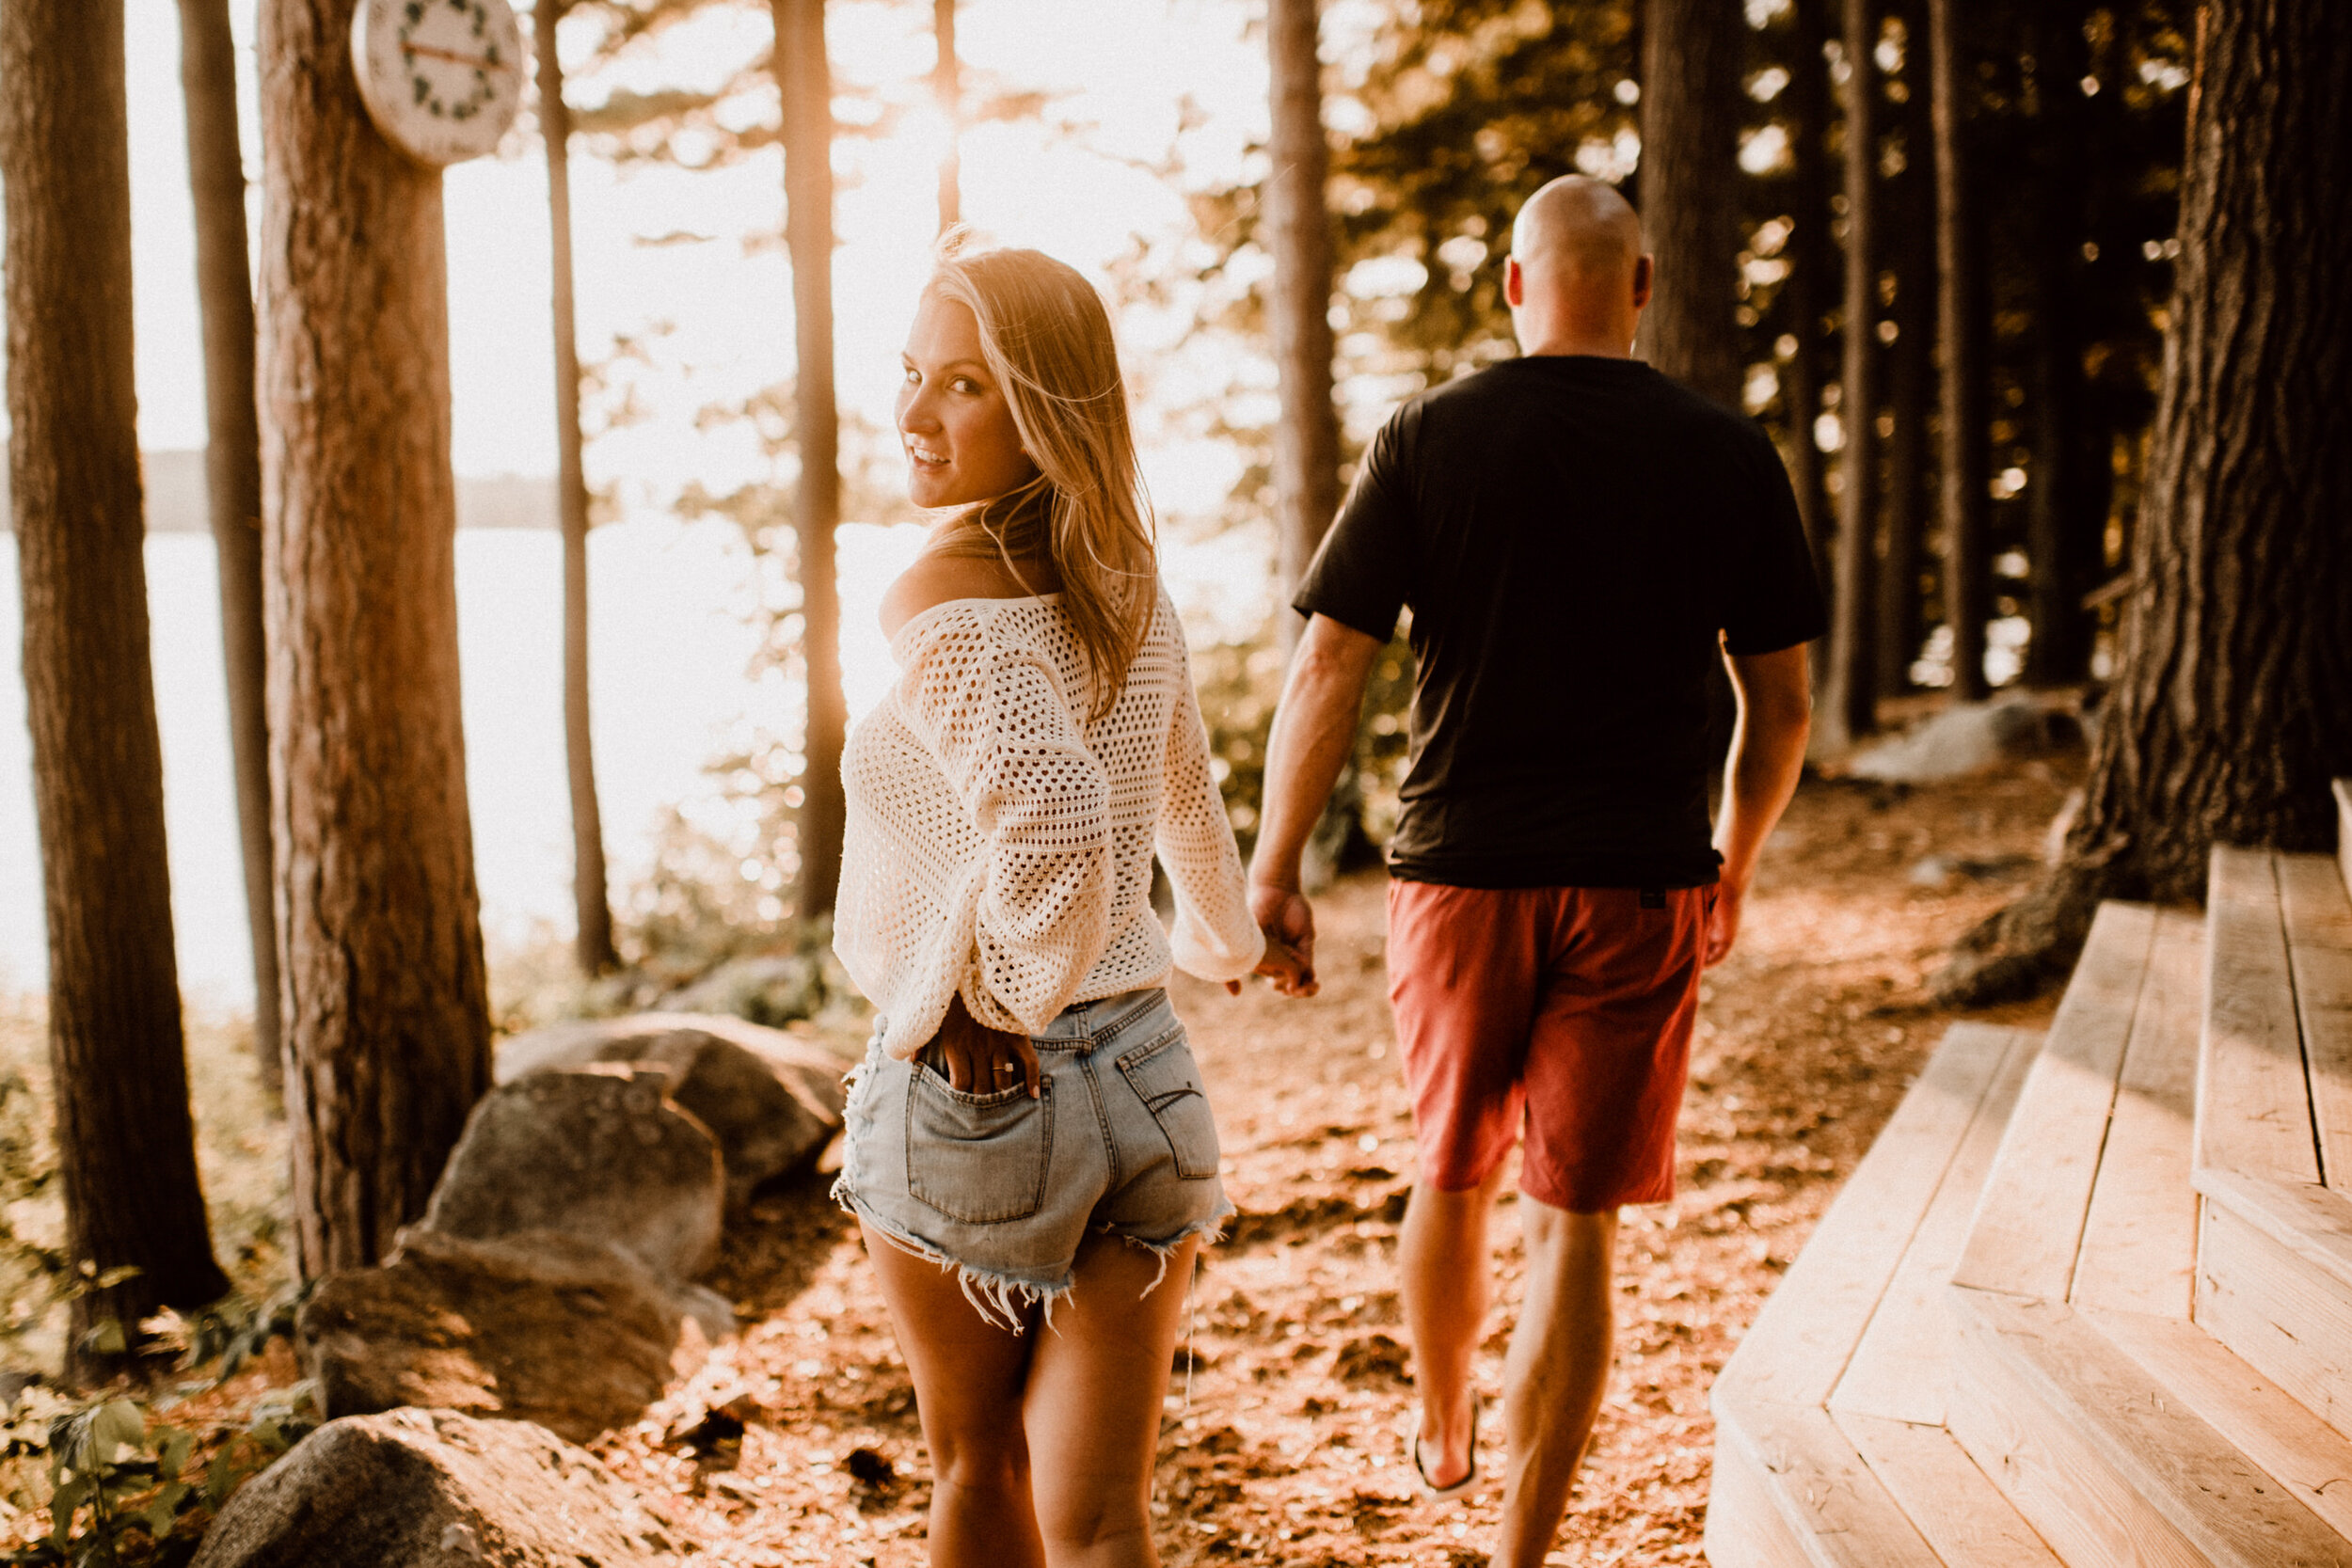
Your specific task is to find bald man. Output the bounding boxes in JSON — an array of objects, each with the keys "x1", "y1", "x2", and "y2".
[{"x1": 1246, "y1": 176, "x2": 1822, "y2": 1565}]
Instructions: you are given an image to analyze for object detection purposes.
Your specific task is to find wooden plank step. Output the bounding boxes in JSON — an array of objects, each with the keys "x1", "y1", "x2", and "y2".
[
  {"x1": 2093, "y1": 1306, "x2": 2352, "y2": 1544},
  {"x1": 2199, "y1": 847, "x2": 2323, "y2": 1186},
  {"x1": 1706, "y1": 1408, "x2": 1828, "y2": 1568},
  {"x1": 1835, "y1": 1411, "x2": 2065, "y2": 1568},
  {"x1": 2278, "y1": 850, "x2": 2352, "y2": 1189},
  {"x1": 1832, "y1": 1026, "x2": 2042, "y2": 1426},
  {"x1": 1953, "y1": 902, "x2": 2162, "y2": 1302},
  {"x1": 2194, "y1": 1167, "x2": 2352, "y2": 1444},
  {"x1": 1947, "y1": 1289, "x2": 2352, "y2": 1568},
  {"x1": 1709, "y1": 1392, "x2": 1946, "y2": 1568},
  {"x1": 1723, "y1": 1022, "x2": 2037, "y2": 1409},
  {"x1": 2071, "y1": 908, "x2": 2204, "y2": 1317},
  {"x1": 1707, "y1": 1024, "x2": 2054, "y2": 1567}
]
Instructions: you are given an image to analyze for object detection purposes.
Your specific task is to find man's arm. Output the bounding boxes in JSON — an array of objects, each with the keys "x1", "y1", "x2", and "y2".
[
  {"x1": 1243, "y1": 613, "x2": 1384, "y2": 995},
  {"x1": 1708, "y1": 642, "x2": 1812, "y2": 966}
]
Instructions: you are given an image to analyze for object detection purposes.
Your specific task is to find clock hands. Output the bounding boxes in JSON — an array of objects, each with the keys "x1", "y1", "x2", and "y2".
[{"x1": 401, "y1": 41, "x2": 515, "y2": 72}]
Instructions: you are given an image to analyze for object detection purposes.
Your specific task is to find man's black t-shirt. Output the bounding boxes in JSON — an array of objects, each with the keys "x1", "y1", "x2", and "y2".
[{"x1": 1294, "y1": 355, "x2": 1827, "y2": 890}]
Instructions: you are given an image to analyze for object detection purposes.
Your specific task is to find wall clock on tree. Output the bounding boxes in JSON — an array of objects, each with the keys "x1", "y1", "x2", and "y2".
[{"x1": 350, "y1": 0, "x2": 526, "y2": 166}]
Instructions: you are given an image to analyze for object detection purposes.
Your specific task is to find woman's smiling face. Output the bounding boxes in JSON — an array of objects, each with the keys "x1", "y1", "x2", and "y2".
[{"x1": 896, "y1": 292, "x2": 1037, "y2": 510}]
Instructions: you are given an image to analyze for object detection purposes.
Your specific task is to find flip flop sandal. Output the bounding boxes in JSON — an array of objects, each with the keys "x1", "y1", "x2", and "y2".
[{"x1": 1404, "y1": 1399, "x2": 1480, "y2": 1500}]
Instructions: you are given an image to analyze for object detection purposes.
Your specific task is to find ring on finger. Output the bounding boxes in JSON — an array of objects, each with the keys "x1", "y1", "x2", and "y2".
[{"x1": 995, "y1": 1061, "x2": 1017, "y2": 1076}]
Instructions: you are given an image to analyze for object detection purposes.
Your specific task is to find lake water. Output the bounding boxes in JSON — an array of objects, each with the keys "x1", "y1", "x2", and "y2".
[{"x1": 0, "y1": 518, "x2": 1272, "y2": 1009}]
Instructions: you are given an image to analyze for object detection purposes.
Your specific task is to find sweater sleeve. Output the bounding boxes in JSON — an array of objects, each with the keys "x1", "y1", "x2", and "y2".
[
  {"x1": 895, "y1": 610, "x2": 1115, "y2": 1034},
  {"x1": 1154, "y1": 614, "x2": 1267, "y2": 983}
]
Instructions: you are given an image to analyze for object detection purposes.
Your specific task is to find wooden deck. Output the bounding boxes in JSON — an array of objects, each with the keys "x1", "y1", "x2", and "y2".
[{"x1": 1706, "y1": 779, "x2": 2352, "y2": 1568}]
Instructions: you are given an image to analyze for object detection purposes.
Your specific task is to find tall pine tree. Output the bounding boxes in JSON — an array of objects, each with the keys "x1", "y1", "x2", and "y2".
[{"x1": 4, "y1": 0, "x2": 230, "y2": 1369}]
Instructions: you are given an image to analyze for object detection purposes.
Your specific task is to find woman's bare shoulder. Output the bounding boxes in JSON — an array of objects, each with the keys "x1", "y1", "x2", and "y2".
[{"x1": 881, "y1": 552, "x2": 1057, "y2": 641}]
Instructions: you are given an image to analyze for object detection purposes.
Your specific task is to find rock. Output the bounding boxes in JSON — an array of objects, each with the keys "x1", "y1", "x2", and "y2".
[
  {"x1": 496, "y1": 1012, "x2": 849, "y2": 1205},
  {"x1": 189, "y1": 1405, "x2": 687, "y2": 1568},
  {"x1": 424, "y1": 1067, "x2": 723, "y2": 1281},
  {"x1": 1848, "y1": 697, "x2": 2085, "y2": 783},
  {"x1": 299, "y1": 1227, "x2": 714, "y2": 1443}
]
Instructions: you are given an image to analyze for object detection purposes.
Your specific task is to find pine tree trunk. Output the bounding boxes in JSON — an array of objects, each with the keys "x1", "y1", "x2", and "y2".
[
  {"x1": 773, "y1": 0, "x2": 848, "y2": 917},
  {"x1": 1929, "y1": 0, "x2": 1990, "y2": 700},
  {"x1": 537, "y1": 0, "x2": 618, "y2": 974},
  {"x1": 2023, "y1": 10, "x2": 2096, "y2": 689},
  {"x1": 1267, "y1": 0, "x2": 1341, "y2": 657},
  {"x1": 257, "y1": 0, "x2": 493, "y2": 1276},
  {"x1": 1820, "y1": 0, "x2": 1880, "y2": 748},
  {"x1": 3, "y1": 0, "x2": 230, "y2": 1371},
  {"x1": 1637, "y1": 0, "x2": 1746, "y2": 409},
  {"x1": 933, "y1": 0, "x2": 959, "y2": 232},
  {"x1": 1781, "y1": 0, "x2": 1837, "y2": 591},
  {"x1": 177, "y1": 0, "x2": 283, "y2": 1088},
  {"x1": 1936, "y1": 0, "x2": 2352, "y2": 1005},
  {"x1": 1875, "y1": 0, "x2": 1932, "y2": 699}
]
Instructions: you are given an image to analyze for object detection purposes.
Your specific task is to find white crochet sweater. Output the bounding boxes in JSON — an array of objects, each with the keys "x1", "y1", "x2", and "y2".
[{"x1": 834, "y1": 586, "x2": 1264, "y2": 1059}]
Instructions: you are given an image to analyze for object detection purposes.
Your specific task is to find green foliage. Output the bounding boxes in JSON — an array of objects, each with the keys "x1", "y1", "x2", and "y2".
[{"x1": 0, "y1": 1294, "x2": 318, "y2": 1567}]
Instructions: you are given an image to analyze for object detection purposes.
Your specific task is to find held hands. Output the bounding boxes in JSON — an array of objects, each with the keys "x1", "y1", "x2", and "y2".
[
  {"x1": 1226, "y1": 881, "x2": 1320, "y2": 998},
  {"x1": 930, "y1": 991, "x2": 1042, "y2": 1099}
]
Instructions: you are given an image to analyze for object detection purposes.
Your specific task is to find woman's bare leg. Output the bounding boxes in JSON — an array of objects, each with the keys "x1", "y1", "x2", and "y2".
[
  {"x1": 861, "y1": 1223, "x2": 1045, "y2": 1568},
  {"x1": 1023, "y1": 1234, "x2": 1200, "y2": 1568}
]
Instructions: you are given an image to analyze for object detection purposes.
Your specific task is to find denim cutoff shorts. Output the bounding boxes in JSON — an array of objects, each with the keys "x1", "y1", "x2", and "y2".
[{"x1": 834, "y1": 987, "x2": 1232, "y2": 1328}]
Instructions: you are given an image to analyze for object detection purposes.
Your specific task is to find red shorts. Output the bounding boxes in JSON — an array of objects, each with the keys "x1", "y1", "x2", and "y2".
[{"x1": 1386, "y1": 879, "x2": 1712, "y2": 1212}]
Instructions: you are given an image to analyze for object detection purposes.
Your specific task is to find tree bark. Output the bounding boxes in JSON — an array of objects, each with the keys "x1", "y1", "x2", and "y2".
[
  {"x1": 1877, "y1": 0, "x2": 1933, "y2": 699},
  {"x1": 3, "y1": 0, "x2": 230, "y2": 1371},
  {"x1": 1637, "y1": 0, "x2": 1747, "y2": 409},
  {"x1": 1781, "y1": 0, "x2": 1838, "y2": 591},
  {"x1": 1936, "y1": 0, "x2": 2352, "y2": 1005},
  {"x1": 1267, "y1": 0, "x2": 1342, "y2": 657},
  {"x1": 537, "y1": 0, "x2": 619, "y2": 975},
  {"x1": 177, "y1": 0, "x2": 283, "y2": 1088},
  {"x1": 933, "y1": 0, "x2": 959, "y2": 232},
  {"x1": 1820, "y1": 0, "x2": 1880, "y2": 748},
  {"x1": 1929, "y1": 0, "x2": 1990, "y2": 700},
  {"x1": 2023, "y1": 9, "x2": 2097, "y2": 689},
  {"x1": 258, "y1": 0, "x2": 493, "y2": 1276},
  {"x1": 773, "y1": 0, "x2": 848, "y2": 917}
]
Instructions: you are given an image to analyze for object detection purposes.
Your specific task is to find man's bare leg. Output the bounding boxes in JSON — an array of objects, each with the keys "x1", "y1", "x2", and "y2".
[
  {"x1": 1400, "y1": 1162, "x2": 1513, "y2": 1489},
  {"x1": 1490, "y1": 1199, "x2": 1619, "y2": 1568}
]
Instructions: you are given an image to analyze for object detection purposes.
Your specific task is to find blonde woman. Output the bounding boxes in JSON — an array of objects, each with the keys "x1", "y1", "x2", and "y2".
[{"x1": 831, "y1": 235, "x2": 1269, "y2": 1568}]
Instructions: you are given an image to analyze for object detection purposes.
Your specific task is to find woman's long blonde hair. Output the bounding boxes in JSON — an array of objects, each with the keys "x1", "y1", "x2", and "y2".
[{"x1": 924, "y1": 232, "x2": 1157, "y2": 719}]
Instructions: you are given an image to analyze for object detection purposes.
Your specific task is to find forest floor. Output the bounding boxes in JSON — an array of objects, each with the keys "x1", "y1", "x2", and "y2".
[
  {"x1": 588, "y1": 753, "x2": 2078, "y2": 1567},
  {"x1": 0, "y1": 753, "x2": 2085, "y2": 1565}
]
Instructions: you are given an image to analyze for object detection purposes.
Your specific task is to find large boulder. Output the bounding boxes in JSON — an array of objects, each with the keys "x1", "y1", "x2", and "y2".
[
  {"x1": 298, "y1": 1227, "x2": 716, "y2": 1443},
  {"x1": 1847, "y1": 696, "x2": 2085, "y2": 783},
  {"x1": 496, "y1": 1012, "x2": 849, "y2": 1205},
  {"x1": 189, "y1": 1406, "x2": 687, "y2": 1568},
  {"x1": 424, "y1": 1067, "x2": 723, "y2": 1281}
]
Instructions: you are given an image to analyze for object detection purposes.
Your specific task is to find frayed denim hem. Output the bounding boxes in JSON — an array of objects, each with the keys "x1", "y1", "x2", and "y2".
[
  {"x1": 832, "y1": 1175, "x2": 1073, "y2": 1335},
  {"x1": 1108, "y1": 1203, "x2": 1233, "y2": 1297}
]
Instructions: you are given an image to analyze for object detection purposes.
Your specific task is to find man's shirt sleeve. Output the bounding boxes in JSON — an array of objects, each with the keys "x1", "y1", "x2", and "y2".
[
  {"x1": 1722, "y1": 423, "x2": 1831, "y2": 656},
  {"x1": 1292, "y1": 404, "x2": 1417, "y2": 641}
]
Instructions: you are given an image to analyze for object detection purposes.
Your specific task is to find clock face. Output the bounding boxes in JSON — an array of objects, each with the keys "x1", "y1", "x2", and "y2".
[{"x1": 350, "y1": 0, "x2": 527, "y2": 167}]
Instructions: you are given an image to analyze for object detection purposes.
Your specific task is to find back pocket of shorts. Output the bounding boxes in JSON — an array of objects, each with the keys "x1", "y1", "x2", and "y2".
[
  {"x1": 905, "y1": 1069, "x2": 1054, "y2": 1224},
  {"x1": 1117, "y1": 1029, "x2": 1221, "y2": 1180}
]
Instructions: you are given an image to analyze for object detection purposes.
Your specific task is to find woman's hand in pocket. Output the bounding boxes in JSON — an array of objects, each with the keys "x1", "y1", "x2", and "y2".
[{"x1": 933, "y1": 992, "x2": 1041, "y2": 1098}]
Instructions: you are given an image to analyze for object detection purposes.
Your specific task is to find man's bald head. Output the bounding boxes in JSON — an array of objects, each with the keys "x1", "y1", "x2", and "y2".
[
  {"x1": 1511, "y1": 176, "x2": 1644, "y2": 278},
  {"x1": 1504, "y1": 176, "x2": 1652, "y2": 357}
]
